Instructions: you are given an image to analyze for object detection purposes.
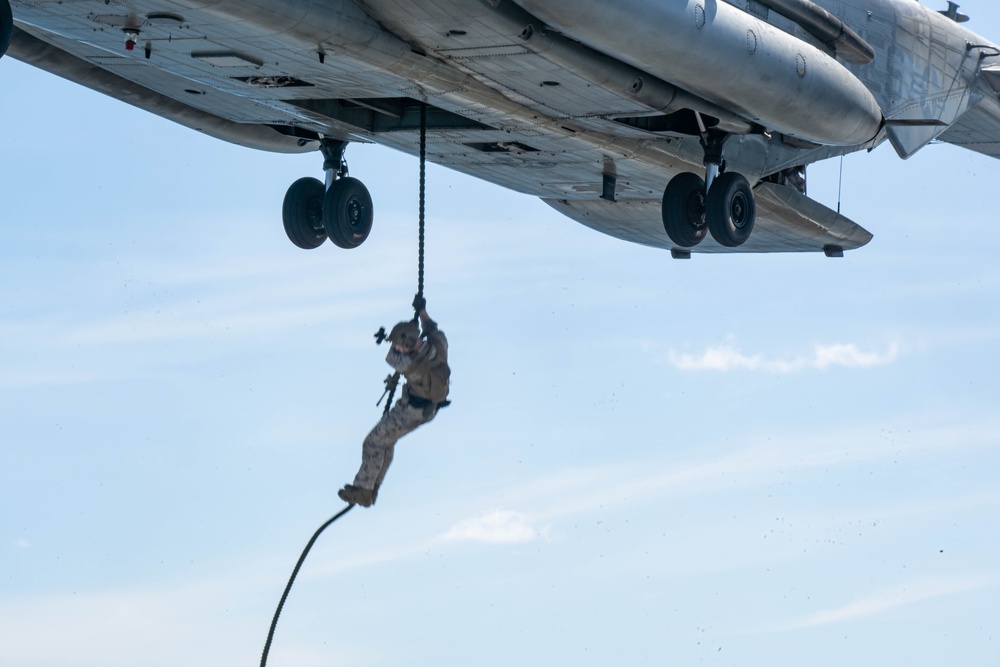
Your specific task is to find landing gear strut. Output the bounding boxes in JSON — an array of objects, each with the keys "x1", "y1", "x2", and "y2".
[
  {"x1": 282, "y1": 138, "x2": 374, "y2": 250},
  {"x1": 661, "y1": 127, "x2": 756, "y2": 248}
]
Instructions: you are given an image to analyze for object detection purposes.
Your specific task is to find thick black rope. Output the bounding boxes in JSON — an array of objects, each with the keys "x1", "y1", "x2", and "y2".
[
  {"x1": 377, "y1": 107, "x2": 428, "y2": 417},
  {"x1": 260, "y1": 504, "x2": 355, "y2": 667},
  {"x1": 417, "y1": 103, "x2": 427, "y2": 305},
  {"x1": 262, "y1": 110, "x2": 428, "y2": 665}
]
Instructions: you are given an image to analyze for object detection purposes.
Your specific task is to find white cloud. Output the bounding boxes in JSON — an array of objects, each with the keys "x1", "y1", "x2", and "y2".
[
  {"x1": 667, "y1": 338, "x2": 900, "y2": 373},
  {"x1": 812, "y1": 341, "x2": 901, "y2": 369},
  {"x1": 442, "y1": 510, "x2": 547, "y2": 544},
  {"x1": 15, "y1": 539, "x2": 31, "y2": 549}
]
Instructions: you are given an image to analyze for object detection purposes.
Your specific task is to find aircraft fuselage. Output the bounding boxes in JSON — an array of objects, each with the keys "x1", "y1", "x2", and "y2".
[{"x1": 5, "y1": 0, "x2": 1000, "y2": 253}]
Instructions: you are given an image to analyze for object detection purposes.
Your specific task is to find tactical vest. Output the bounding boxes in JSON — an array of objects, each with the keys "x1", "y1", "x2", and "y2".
[{"x1": 405, "y1": 334, "x2": 450, "y2": 404}]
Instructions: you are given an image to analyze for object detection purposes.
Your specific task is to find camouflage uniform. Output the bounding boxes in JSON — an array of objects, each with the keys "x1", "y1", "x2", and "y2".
[{"x1": 340, "y1": 315, "x2": 449, "y2": 506}]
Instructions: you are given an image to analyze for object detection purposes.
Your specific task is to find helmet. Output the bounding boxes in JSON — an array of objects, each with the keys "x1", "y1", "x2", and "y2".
[{"x1": 387, "y1": 320, "x2": 420, "y2": 346}]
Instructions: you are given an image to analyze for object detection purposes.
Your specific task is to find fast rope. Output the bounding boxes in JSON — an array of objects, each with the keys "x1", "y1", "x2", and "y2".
[
  {"x1": 260, "y1": 504, "x2": 354, "y2": 667},
  {"x1": 377, "y1": 103, "x2": 429, "y2": 417},
  {"x1": 261, "y1": 105, "x2": 432, "y2": 667},
  {"x1": 260, "y1": 104, "x2": 427, "y2": 667},
  {"x1": 417, "y1": 101, "x2": 427, "y2": 304}
]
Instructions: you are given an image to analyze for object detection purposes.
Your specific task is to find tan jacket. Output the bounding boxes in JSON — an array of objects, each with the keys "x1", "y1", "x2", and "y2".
[{"x1": 385, "y1": 318, "x2": 450, "y2": 403}]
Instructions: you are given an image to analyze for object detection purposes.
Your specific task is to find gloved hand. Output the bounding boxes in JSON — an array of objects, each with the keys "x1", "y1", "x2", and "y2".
[{"x1": 412, "y1": 293, "x2": 427, "y2": 313}]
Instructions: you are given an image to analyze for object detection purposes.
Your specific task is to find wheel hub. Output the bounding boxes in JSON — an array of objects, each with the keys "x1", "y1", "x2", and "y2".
[
  {"x1": 730, "y1": 192, "x2": 750, "y2": 228},
  {"x1": 346, "y1": 197, "x2": 365, "y2": 230},
  {"x1": 685, "y1": 192, "x2": 706, "y2": 224}
]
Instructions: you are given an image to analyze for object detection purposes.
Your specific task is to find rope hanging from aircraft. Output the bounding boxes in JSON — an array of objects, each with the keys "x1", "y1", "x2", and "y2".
[
  {"x1": 417, "y1": 102, "x2": 427, "y2": 303},
  {"x1": 259, "y1": 504, "x2": 355, "y2": 667},
  {"x1": 260, "y1": 106, "x2": 435, "y2": 667},
  {"x1": 374, "y1": 102, "x2": 431, "y2": 415}
]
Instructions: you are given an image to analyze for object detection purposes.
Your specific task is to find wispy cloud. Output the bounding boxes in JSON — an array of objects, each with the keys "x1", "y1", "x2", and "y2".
[
  {"x1": 667, "y1": 338, "x2": 901, "y2": 373},
  {"x1": 773, "y1": 575, "x2": 996, "y2": 631},
  {"x1": 0, "y1": 585, "x2": 247, "y2": 667},
  {"x1": 442, "y1": 510, "x2": 548, "y2": 544},
  {"x1": 0, "y1": 581, "x2": 376, "y2": 667},
  {"x1": 499, "y1": 414, "x2": 1000, "y2": 525}
]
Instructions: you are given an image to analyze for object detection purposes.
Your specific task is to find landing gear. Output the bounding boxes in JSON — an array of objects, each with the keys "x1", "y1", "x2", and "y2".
[
  {"x1": 661, "y1": 126, "x2": 756, "y2": 248},
  {"x1": 282, "y1": 177, "x2": 326, "y2": 249},
  {"x1": 281, "y1": 138, "x2": 374, "y2": 250},
  {"x1": 1, "y1": 0, "x2": 13, "y2": 60},
  {"x1": 661, "y1": 173, "x2": 707, "y2": 247},
  {"x1": 324, "y1": 177, "x2": 373, "y2": 249},
  {"x1": 705, "y1": 172, "x2": 755, "y2": 247}
]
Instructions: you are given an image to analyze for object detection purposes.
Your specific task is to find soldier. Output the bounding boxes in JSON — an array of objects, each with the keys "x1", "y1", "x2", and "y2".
[{"x1": 338, "y1": 297, "x2": 450, "y2": 507}]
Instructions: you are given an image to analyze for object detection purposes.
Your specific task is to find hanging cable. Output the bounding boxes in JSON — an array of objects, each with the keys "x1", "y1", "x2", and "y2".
[
  {"x1": 378, "y1": 106, "x2": 428, "y2": 412},
  {"x1": 260, "y1": 504, "x2": 355, "y2": 667},
  {"x1": 374, "y1": 103, "x2": 429, "y2": 415},
  {"x1": 262, "y1": 103, "x2": 434, "y2": 667},
  {"x1": 416, "y1": 102, "x2": 427, "y2": 312},
  {"x1": 837, "y1": 155, "x2": 844, "y2": 214}
]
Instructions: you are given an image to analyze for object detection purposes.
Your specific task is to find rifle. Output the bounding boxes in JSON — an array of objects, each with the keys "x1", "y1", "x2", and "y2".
[{"x1": 376, "y1": 372, "x2": 401, "y2": 415}]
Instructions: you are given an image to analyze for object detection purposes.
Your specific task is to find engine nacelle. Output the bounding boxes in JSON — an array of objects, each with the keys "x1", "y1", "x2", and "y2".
[{"x1": 512, "y1": 0, "x2": 882, "y2": 147}]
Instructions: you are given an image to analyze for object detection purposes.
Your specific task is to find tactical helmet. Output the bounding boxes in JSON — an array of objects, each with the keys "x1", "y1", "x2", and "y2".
[{"x1": 387, "y1": 320, "x2": 420, "y2": 346}]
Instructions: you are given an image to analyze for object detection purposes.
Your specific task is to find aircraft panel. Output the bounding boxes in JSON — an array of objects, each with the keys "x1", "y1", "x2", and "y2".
[{"x1": 937, "y1": 100, "x2": 1000, "y2": 158}]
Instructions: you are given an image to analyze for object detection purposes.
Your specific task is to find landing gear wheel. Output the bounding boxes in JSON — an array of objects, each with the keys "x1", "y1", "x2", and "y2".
[
  {"x1": 706, "y1": 172, "x2": 755, "y2": 247},
  {"x1": 662, "y1": 173, "x2": 708, "y2": 247},
  {"x1": 324, "y1": 177, "x2": 373, "y2": 249},
  {"x1": 1, "y1": 0, "x2": 12, "y2": 60},
  {"x1": 282, "y1": 177, "x2": 327, "y2": 250}
]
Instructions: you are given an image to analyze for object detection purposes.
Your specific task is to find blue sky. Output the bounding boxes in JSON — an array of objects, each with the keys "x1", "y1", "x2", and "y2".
[{"x1": 2, "y1": 3, "x2": 1000, "y2": 665}]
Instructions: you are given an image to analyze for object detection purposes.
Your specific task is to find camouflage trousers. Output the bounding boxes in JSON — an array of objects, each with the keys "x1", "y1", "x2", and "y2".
[{"x1": 352, "y1": 397, "x2": 435, "y2": 492}]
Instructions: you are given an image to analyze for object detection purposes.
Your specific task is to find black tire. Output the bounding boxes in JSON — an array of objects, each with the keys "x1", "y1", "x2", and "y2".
[
  {"x1": 282, "y1": 177, "x2": 327, "y2": 249},
  {"x1": 661, "y1": 172, "x2": 707, "y2": 247},
  {"x1": 706, "y1": 172, "x2": 755, "y2": 247},
  {"x1": 324, "y1": 177, "x2": 373, "y2": 249},
  {"x1": 1, "y1": 0, "x2": 13, "y2": 60}
]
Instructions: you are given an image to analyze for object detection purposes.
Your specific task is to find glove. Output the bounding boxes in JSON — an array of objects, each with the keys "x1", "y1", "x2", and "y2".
[{"x1": 412, "y1": 293, "x2": 427, "y2": 313}]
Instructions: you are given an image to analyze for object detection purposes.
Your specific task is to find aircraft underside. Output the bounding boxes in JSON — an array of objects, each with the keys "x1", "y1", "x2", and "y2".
[{"x1": 4, "y1": 0, "x2": 999, "y2": 255}]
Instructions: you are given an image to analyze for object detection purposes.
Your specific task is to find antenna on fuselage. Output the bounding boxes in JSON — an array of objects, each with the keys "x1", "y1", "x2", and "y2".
[{"x1": 939, "y1": 2, "x2": 970, "y2": 23}]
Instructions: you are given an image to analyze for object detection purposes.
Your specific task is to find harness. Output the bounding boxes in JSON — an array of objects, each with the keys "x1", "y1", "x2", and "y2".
[{"x1": 403, "y1": 383, "x2": 451, "y2": 414}]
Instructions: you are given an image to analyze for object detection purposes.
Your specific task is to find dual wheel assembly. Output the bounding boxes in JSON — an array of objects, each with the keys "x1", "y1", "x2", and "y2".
[
  {"x1": 282, "y1": 176, "x2": 374, "y2": 250},
  {"x1": 661, "y1": 171, "x2": 756, "y2": 248}
]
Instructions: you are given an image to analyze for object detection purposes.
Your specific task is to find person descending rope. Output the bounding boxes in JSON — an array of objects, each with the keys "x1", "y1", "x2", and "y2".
[
  {"x1": 260, "y1": 104, "x2": 444, "y2": 667},
  {"x1": 338, "y1": 293, "x2": 451, "y2": 507}
]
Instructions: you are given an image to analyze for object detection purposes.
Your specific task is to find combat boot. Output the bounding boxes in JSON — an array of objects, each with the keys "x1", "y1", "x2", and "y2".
[{"x1": 338, "y1": 484, "x2": 374, "y2": 507}]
